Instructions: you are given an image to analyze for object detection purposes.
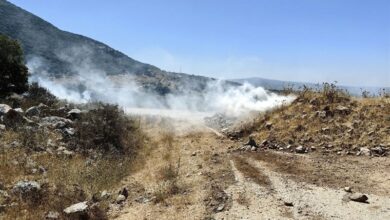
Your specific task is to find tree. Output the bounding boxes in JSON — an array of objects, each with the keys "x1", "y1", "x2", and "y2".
[{"x1": 0, "y1": 34, "x2": 29, "y2": 96}]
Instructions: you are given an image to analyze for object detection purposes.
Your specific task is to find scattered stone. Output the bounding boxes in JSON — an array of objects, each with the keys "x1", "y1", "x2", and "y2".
[
  {"x1": 245, "y1": 136, "x2": 258, "y2": 147},
  {"x1": 119, "y1": 187, "x2": 129, "y2": 198},
  {"x1": 63, "y1": 201, "x2": 88, "y2": 215},
  {"x1": 216, "y1": 204, "x2": 225, "y2": 212},
  {"x1": 295, "y1": 146, "x2": 306, "y2": 153},
  {"x1": 344, "y1": 187, "x2": 352, "y2": 193},
  {"x1": 116, "y1": 194, "x2": 126, "y2": 204},
  {"x1": 358, "y1": 147, "x2": 371, "y2": 156},
  {"x1": 349, "y1": 193, "x2": 368, "y2": 203},
  {"x1": 45, "y1": 211, "x2": 60, "y2": 219},
  {"x1": 335, "y1": 106, "x2": 351, "y2": 115},
  {"x1": 14, "y1": 108, "x2": 24, "y2": 114},
  {"x1": 12, "y1": 180, "x2": 41, "y2": 198},
  {"x1": 101, "y1": 190, "x2": 111, "y2": 200},
  {"x1": 191, "y1": 151, "x2": 197, "y2": 156},
  {"x1": 370, "y1": 146, "x2": 386, "y2": 156}
]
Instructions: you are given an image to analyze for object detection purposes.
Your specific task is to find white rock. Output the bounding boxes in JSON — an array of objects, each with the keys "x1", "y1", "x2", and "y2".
[
  {"x1": 116, "y1": 194, "x2": 126, "y2": 204},
  {"x1": 0, "y1": 104, "x2": 12, "y2": 115},
  {"x1": 63, "y1": 201, "x2": 88, "y2": 214}
]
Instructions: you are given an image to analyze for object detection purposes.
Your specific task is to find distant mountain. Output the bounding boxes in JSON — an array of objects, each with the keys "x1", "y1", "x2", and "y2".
[
  {"x1": 0, "y1": 0, "x2": 233, "y2": 95},
  {"x1": 233, "y1": 77, "x2": 390, "y2": 96}
]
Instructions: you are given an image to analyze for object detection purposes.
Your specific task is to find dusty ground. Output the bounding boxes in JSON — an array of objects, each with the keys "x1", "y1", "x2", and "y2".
[{"x1": 110, "y1": 117, "x2": 390, "y2": 220}]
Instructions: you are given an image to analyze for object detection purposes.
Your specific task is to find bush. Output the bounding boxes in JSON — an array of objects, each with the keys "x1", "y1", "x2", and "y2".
[
  {"x1": 74, "y1": 103, "x2": 143, "y2": 154},
  {"x1": 26, "y1": 82, "x2": 58, "y2": 106},
  {"x1": 0, "y1": 34, "x2": 29, "y2": 97}
]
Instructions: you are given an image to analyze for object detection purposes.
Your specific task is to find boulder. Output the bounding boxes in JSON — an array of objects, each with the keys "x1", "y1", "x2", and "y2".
[{"x1": 25, "y1": 106, "x2": 40, "y2": 117}]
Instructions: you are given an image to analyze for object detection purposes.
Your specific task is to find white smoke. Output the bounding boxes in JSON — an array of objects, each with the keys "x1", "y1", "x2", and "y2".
[{"x1": 27, "y1": 48, "x2": 295, "y2": 118}]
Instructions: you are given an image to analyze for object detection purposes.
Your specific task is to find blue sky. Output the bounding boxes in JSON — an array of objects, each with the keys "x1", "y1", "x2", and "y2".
[{"x1": 9, "y1": 0, "x2": 390, "y2": 87}]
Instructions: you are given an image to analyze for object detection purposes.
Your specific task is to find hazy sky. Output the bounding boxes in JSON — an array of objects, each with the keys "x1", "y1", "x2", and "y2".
[{"x1": 9, "y1": 0, "x2": 390, "y2": 87}]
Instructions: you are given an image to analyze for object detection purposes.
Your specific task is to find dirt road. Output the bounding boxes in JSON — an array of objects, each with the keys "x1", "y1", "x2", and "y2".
[{"x1": 111, "y1": 121, "x2": 390, "y2": 220}]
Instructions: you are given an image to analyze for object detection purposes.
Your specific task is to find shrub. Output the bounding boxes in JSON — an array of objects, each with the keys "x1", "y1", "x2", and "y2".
[
  {"x1": 0, "y1": 34, "x2": 29, "y2": 97},
  {"x1": 74, "y1": 103, "x2": 143, "y2": 154},
  {"x1": 25, "y1": 82, "x2": 58, "y2": 107}
]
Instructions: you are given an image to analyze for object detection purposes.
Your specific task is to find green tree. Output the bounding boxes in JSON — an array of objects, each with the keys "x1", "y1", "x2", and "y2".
[{"x1": 0, "y1": 34, "x2": 29, "y2": 96}]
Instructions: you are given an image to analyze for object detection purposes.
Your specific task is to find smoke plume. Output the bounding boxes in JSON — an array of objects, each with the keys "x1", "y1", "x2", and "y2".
[{"x1": 27, "y1": 47, "x2": 295, "y2": 118}]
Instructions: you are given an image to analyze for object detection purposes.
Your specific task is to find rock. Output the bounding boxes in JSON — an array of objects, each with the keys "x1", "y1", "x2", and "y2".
[
  {"x1": 295, "y1": 146, "x2": 306, "y2": 153},
  {"x1": 25, "y1": 106, "x2": 40, "y2": 117},
  {"x1": 0, "y1": 124, "x2": 5, "y2": 131},
  {"x1": 101, "y1": 190, "x2": 110, "y2": 200},
  {"x1": 63, "y1": 127, "x2": 75, "y2": 136},
  {"x1": 63, "y1": 201, "x2": 88, "y2": 215},
  {"x1": 40, "y1": 116, "x2": 72, "y2": 129},
  {"x1": 344, "y1": 187, "x2": 352, "y2": 193},
  {"x1": 3, "y1": 109, "x2": 26, "y2": 127},
  {"x1": 191, "y1": 152, "x2": 197, "y2": 156},
  {"x1": 335, "y1": 106, "x2": 351, "y2": 115},
  {"x1": 12, "y1": 180, "x2": 41, "y2": 198},
  {"x1": 251, "y1": 146, "x2": 257, "y2": 151},
  {"x1": 358, "y1": 147, "x2": 371, "y2": 156},
  {"x1": 216, "y1": 204, "x2": 225, "y2": 212},
  {"x1": 0, "y1": 104, "x2": 12, "y2": 116},
  {"x1": 349, "y1": 193, "x2": 368, "y2": 203},
  {"x1": 116, "y1": 194, "x2": 126, "y2": 204},
  {"x1": 245, "y1": 136, "x2": 257, "y2": 147},
  {"x1": 119, "y1": 187, "x2": 129, "y2": 198},
  {"x1": 67, "y1": 109, "x2": 82, "y2": 119},
  {"x1": 14, "y1": 108, "x2": 24, "y2": 114},
  {"x1": 370, "y1": 146, "x2": 386, "y2": 156},
  {"x1": 45, "y1": 211, "x2": 60, "y2": 219}
]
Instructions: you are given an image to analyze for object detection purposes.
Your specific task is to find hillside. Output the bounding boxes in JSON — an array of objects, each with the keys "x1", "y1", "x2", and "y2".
[{"x1": 0, "y1": 0, "x2": 226, "y2": 95}]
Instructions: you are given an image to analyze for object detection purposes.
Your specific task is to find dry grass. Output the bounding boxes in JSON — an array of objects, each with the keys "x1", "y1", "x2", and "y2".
[{"x1": 246, "y1": 86, "x2": 390, "y2": 154}]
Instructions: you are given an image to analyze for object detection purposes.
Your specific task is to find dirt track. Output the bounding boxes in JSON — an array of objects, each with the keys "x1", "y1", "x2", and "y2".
[{"x1": 111, "y1": 121, "x2": 390, "y2": 220}]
